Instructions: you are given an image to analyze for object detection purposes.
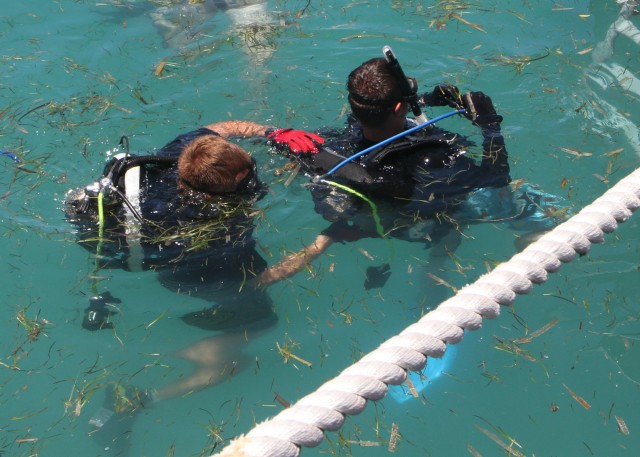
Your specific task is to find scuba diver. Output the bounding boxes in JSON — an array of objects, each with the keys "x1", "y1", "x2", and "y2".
[
  {"x1": 301, "y1": 57, "x2": 510, "y2": 248},
  {"x1": 65, "y1": 122, "x2": 323, "y2": 453},
  {"x1": 65, "y1": 124, "x2": 319, "y2": 331},
  {"x1": 203, "y1": 55, "x2": 511, "y2": 288},
  {"x1": 206, "y1": 51, "x2": 571, "y2": 288}
]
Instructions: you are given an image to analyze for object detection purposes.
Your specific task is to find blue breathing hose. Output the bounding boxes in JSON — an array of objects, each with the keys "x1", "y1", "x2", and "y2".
[{"x1": 316, "y1": 109, "x2": 465, "y2": 181}]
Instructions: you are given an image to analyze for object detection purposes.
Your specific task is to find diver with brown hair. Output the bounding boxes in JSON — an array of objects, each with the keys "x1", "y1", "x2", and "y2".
[
  {"x1": 65, "y1": 122, "x2": 320, "y2": 331},
  {"x1": 65, "y1": 121, "x2": 324, "y2": 453}
]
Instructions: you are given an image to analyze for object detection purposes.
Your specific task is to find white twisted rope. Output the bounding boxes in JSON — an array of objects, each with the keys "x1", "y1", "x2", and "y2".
[{"x1": 215, "y1": 168, "x2": 640, "y2": 457}]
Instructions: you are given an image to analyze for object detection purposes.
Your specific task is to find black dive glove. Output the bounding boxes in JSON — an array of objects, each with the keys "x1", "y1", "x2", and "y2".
[
  {"x1": 82, "y1": 292, "x2": 120, "y2": 331},
  {"x1": 461, "y1": 91, "x2": 503, "y2": 130},
  {"x1": 421, "y1": 84, "x2": 464, "y2": 109}
]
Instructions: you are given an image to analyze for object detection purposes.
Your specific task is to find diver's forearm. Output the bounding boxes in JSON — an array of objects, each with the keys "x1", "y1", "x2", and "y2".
[
  {"x1": 480, "y1": 127, "x2": 509, "y2": 173},
  {"x1": 252, "y1": 234, "x2": 335, "y2": 288},
  {"x1": 204, "y1": 120, "x2": 271, "y2": 138}
]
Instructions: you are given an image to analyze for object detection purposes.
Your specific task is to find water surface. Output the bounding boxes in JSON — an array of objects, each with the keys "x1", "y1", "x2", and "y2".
[{"x1": 1, "y1": 1, "x2": 639, "y2": 456}]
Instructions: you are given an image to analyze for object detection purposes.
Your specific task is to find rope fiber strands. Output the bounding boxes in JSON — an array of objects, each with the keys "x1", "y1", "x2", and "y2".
[{"x1": 214, "y1": 168, "x2": 640, "y2": 457}]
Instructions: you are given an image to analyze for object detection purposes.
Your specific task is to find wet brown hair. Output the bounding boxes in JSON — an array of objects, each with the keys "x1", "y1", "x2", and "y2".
[
  {"x1": 346, "y1": 57, "x2": 404, "y2": 128},
  {"x1": 177, "y1": 135, "x2": 253, "y2": 196}
]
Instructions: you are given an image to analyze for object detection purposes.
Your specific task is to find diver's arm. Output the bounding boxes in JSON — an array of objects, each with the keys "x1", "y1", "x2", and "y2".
[
  {"x1": 421, "y1": 87, "x2": 509, "y2": 175},
  {"x1": 461, "y1": 92, "x2": 509, "y2": 176},
  {"x1": 204, "y1": 120, "x2": 271, "y2": 138},
  {"x1": 478, "y1": 118, "x2": 508, "y2": 173},
  {"x1": 251, "y1": 233, "x2": 335, "y2": 288},
  {"x1": 204, "y1": 120, "x2": 325, "y2": 154}
]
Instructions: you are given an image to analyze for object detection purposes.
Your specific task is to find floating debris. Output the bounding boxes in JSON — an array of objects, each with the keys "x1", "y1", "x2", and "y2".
[
  {"x1": 274, "y1": 392, "x2": 290, "y2": 409},
  {"x1": 16, "y1": 307, "x2": 49, "y2": 342},
  {"x1": 474, "y1": 423, "x2": 525, "y2": 457},
  {"x1": 388, "y1": 423, "x2": 399, "y2": 452},
  {"x1": 154, "y1": 61, "x2": 167, "y2": 76},
  {"x1": 615, "y1": 415, "x2": 630, "y2": 435},
  {"x1": 514, "y1": 319, "x2": 559, "y2": 344},
  {"x1": 563, "y1": 384, "x2": 591, "y2": 410},
  {"x1": 15, "y1": 438, "x2": 39, "y2": 444},
  {"x1": 340, "y1": 34, "x2": 399, "y2": 43},
  {"x1": 404, "y1": 373, "x2": 419, "y2": 398},
  {"x1": 451, "y1": 14, "x2": 486, "y2": 33},
  {"x1": 146, "y1": 310, "x2": 167, "y2": 330},
  {"x1": 358, "y1": 247, "x2": 375, "y2": 261},
  {"x1": 348, "y1": 440, "x2": 381, "y2": 447},
  {"x1": 605, "y1": 148, "x2": 624, "y2": 157},
  {"x1": 485, "y1": 50, "x2": 550, "y2": 73},
  {"x1": 283, "y1": 163, "x2": 300, "y2": 187},
  {"x1": 277, "y1": 339, "x2": 312, "y2": 368},
  {"x1": 426, "y1": 272, "x2": 458, "y2": 293},
  {"x1": 558, "y1": 146, "x2": 593, "y2": 157},
  {"x1": 1, "y1": 150, "x2": 21, "y2": 163},
  {"x1": 467, "y1": 443, "x2": 483, "y2": 457}
]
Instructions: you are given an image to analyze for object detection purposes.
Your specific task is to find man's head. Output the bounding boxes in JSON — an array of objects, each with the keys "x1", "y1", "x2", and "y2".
[
  {"x1": 178, "y1": 135, "x2": 253, "y2": 197},
  {"x1": 346, "y1": 57, "x2": 409, "y2": 129}
]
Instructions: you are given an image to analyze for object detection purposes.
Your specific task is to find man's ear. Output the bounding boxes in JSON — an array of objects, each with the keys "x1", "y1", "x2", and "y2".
[
  {"x1": 393, "y1": 101, "x2": 407, "y2": 115},
  {"x1": 234, "y1": 169, "x2": 250, "y2": 186}
]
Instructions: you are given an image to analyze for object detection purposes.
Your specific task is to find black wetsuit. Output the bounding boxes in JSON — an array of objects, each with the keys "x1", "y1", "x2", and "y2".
[
  {"x1": 66, "y1": 128, "x2": 273, "y2": 331},
  {"x1": 279, "y1": 115, "x2": 511, "y2": 243}
]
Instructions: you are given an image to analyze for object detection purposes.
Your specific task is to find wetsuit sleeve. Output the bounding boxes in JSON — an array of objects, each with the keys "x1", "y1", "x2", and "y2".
[
  {"x1": 479, "y1": 120, "x2": 509, "y2": 179},
  {"x1": 462, "y1": 92, "x2": 510, "y2": 183}
]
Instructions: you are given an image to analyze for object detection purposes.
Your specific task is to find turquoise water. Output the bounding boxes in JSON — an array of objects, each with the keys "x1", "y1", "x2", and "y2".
[{"x1": 1, "y1": 1, "x2": 639, "y2": 456}]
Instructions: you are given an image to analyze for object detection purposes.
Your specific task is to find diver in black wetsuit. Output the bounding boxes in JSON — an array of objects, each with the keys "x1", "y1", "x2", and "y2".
[
  {"x1": 201, "y1": 57, "x2": 512, "y2": 288},
  {"x1": 305, "y1": 60, "x2": 509, "y2": 244},
  {"x1": 65, "y1": 126, "x2": 317, "y2": 331},
  {"x1": 70, "y1": 125, "x2": 329, "y2": 449}
]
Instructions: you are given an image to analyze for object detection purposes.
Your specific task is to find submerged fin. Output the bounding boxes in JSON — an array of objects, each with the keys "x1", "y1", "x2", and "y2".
[{"x1": 364, "y1": 263, "x2": 391, "y2": 290}]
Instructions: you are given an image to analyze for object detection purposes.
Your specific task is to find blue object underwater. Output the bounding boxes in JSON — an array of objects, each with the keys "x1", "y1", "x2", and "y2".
[
  {"x1": 388, "y1": 345, "x2": 457, "y2": 403},
  {"x1": 1, "y1": 150, "x2": 21, "y2": 163}
]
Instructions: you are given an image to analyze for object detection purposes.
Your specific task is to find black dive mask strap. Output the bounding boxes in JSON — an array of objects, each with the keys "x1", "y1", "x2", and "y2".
[{"x1": 235, "y1": 157, "x2": 261, "y2": 194}]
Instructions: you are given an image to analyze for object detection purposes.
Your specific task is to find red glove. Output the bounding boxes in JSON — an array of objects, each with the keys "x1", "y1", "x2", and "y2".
[{"x1": 266, "y1": 128, "x2": 325, "y2": 154}]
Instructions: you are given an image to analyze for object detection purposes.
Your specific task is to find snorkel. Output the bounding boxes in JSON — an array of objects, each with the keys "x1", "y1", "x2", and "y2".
[{"x1": 383, "y1": 45, "x2": 428, "y2": 124}]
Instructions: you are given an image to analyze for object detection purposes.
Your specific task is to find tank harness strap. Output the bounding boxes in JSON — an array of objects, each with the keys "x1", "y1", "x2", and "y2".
[
  {"x1": 120, "y1": 156, "x2": 145, "y2": 272},
  {"x1": 108, "y1": 153, "x2": 178, "y2": 272}
]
